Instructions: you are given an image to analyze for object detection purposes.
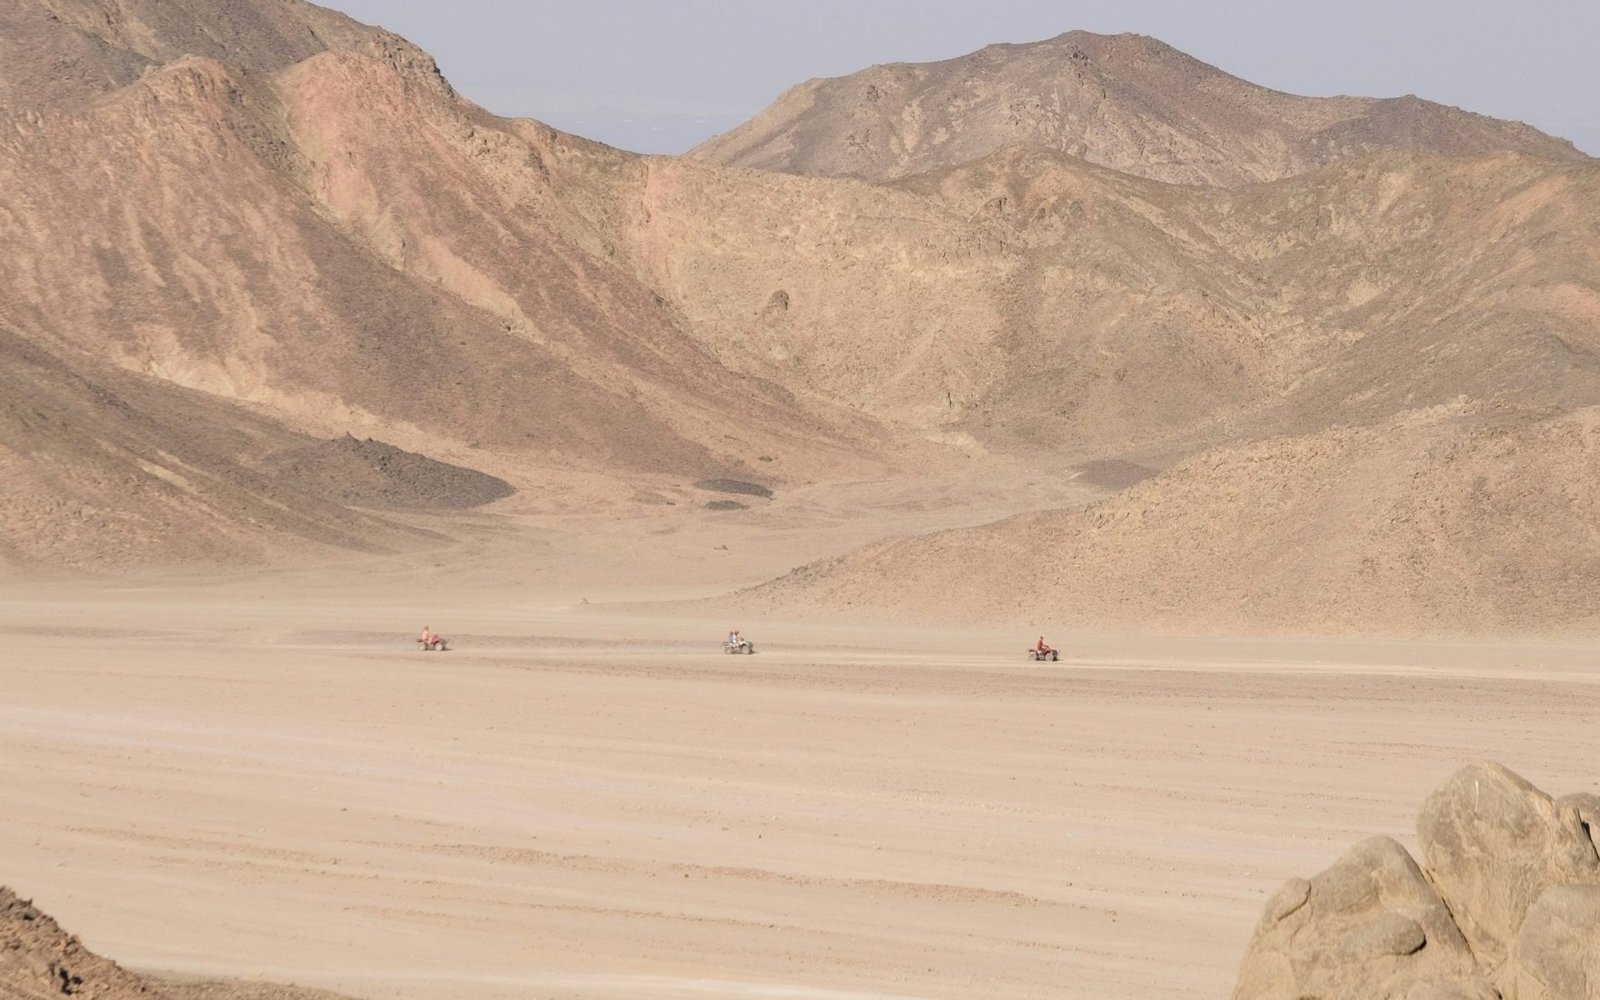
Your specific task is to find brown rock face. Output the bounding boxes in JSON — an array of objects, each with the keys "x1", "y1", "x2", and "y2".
[
  {"x1": 1232, "y1": 837, "x2": 1476, "y2": 1000},
  {"x1": 679, "y1": 145, "x2": 1600, "y2": 635},
  {"x1": 1232, "y1": 765, "x2": 1600, "y2": 1000},
  {"x1": 691, "y1": 31, "x2": 1588, "y2": 187},
  {"x1": 0, "y1": 887, "x2": 162, "y2": 1000},
  {"x1": 1417, "y1": 763, "x2": 1600, "y2": 975}
]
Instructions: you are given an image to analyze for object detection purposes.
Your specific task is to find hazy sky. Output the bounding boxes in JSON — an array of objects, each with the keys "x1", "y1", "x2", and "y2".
[{"x1": 322, "y1": 0, "x2": 1600, "y2": 156}]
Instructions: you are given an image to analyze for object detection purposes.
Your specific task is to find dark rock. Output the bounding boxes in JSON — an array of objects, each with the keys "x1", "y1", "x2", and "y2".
[
  {"x1": 693, "y1": 479, "x2": 773, "y2": 499},
  {"x1": 259, "y1": 434, "x2": 514, "y2": 511}
]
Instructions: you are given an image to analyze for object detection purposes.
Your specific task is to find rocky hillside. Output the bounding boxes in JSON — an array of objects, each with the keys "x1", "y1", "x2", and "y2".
[
  {"x1": 0, "y1": 0, "x2": 892, "y2": 568},
  {"x1": 4, "y1": 0, "x2": 1598, "y2": 601},
  {"x1": 691, "y1": 31, "x2": 1588, "y2": 186},
  {"x1": 737, "y1": 403, "x2": 1600, "y2": 636},
  {"x1": 0, "y1": 0, "x2": 385, "y2": 109},
  {"x1": 0, "y1": 325, "x2": 461, "y2": 569},
  {"x1": 617, "y1": 146, "x2": 1600, "y2": 458},
  {"x1": 1233, "y1": 762, "x2": 1600, "y2": 1000},
  {"x1": 0, "y1": 26, "x2": 869, "y2": 475}
]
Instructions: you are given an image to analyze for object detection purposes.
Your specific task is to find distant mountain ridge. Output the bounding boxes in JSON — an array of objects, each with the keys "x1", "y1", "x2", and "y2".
[
  {"x1": 690, "y1": 31, "x2": 1588, "y2": 187},
  {"x1": 4, "y1": 0, "x2": 1600, "y2": 638},
  {"x1": 0, "y1": 0, "x2": 402, "y2": 108}
]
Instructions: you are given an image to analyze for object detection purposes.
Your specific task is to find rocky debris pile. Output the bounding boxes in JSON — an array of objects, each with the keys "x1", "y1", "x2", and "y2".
[
  {"x1": 0, "y1": 888, "x2": 368, "y2": 1000},
  {"x1": 693, "y1": 479, "x2": 775, "y2": 499},
  {"x1": 258, "y1": 435, "x2": 514, "y2": 511},
  {"x1": 1233, "y1": 763, "x2": 1600, "y2": 1000},
  {"x1": 0, "y1": 887, "x2": 162, "y2": 1000}
]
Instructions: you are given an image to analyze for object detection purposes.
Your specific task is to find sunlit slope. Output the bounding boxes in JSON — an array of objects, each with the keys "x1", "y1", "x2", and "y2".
[
  {"x1": 692, "y1": 31, "x2": 1586, "y2": 186},
  {"x1": 741, "y1": 404, "x2": 1600, "y2": 635}
]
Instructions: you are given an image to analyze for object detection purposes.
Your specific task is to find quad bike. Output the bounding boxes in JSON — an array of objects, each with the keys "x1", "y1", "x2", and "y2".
[
  {"x1": 723, "y1": 638, "x2": 755, "y2": 655},
  {"x1": 1028, "y1": 647, "x2": 1059, "y2": 661},
  {"x1": 418, "y1": 636, "x2": 449, "y2": 651}
]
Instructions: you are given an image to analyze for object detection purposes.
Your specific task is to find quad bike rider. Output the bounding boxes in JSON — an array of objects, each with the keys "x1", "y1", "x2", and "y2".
[
  {"x1": 1029, "y1": 636, "x2": 1058, "y2": 661},
  {"x1": 418, "y1": 625, "x2": 448, "y2": 651},
  {"x1": 723, "y1": 628, "x2": 755, "y2": 654}
]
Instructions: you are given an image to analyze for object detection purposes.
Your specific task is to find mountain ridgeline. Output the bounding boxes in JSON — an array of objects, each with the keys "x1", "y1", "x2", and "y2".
[
  {"x1": 690, "y1": 30, "x2": 1586, "y2": 186},
  {"x1": 2, "y1": 0, "x2": 1598, "y2": 634}
]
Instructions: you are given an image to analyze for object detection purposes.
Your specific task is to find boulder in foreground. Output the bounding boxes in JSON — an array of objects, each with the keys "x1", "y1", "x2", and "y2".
[
  {"x1": 1233, "y1": 763, "x2": 1600, "y2": 1000},
  {"x1": 1417, "y1": 763, "x2": 1600, "y2": 976},
  {"x1": 1232, "y1": 837, "x2": 1477, "y2": 1000}
]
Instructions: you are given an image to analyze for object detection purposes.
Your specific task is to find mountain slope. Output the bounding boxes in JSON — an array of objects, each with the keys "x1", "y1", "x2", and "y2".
[
  {"x1": 0, "y1": 324, "x2": 465, "y2": 569},
  {"x1": 742, "y1": 403, "x2": 1600, "y2": 635},
  {"x1": 691, "y1": 31, "x2": 1587, "y2": 187},
  {"x1": 612, "y1": 147, "x2": 1272, "y2": 454},
  {"x1": 613, "y1": 144, "x2": 1600, "y2": 462},
  {"x1": 0, "y1": 50, "x2": 868, "y2": 477},
  {"x1": 0, "y1": 0, "x2": 397, "y2": 109},
  {"x1": 680, "y1": 143, "x2": 1600, "y2": 635},
  {"x1": 0, "y1": 0, "x2": 899, "y2": 567},
  {"x1": 4, "y1": 0, "x2": 1599, "y2": 602}
]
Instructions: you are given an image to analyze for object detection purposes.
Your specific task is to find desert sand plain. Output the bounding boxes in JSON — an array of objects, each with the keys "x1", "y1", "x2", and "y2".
[{"x1": 3, "y1": 487, "x2": 1596, "y2": 1000}]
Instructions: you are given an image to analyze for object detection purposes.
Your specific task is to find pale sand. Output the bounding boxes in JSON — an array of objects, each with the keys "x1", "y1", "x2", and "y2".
[{"x1": 1, "y1": 543, "x2": 1596, "y2": 1000}]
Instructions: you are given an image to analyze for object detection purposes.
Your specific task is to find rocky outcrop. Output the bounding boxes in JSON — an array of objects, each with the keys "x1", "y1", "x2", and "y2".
[
  {"x1": 257, "y1": 435, "x2": 515, "y2": 511},
  {"x1": 0, "y1": 885, "x2": 369, "y2": 1000},
  {"x1": 1512, "y1": 886, "x2": 1600, "y2": 1000},
  {"x1": 1417, "y1": 763, "x2": 1600, "y2": 978},
  {"x1": 1233, "y1": 764, "x2": 1600, "y2": 1000},
  {"x1": 1232, "y1": 837, "x2": 1476, "y2": 1000},
  {"x1": 0, "y1": 887, "x2": 162, "y2": 1000}
]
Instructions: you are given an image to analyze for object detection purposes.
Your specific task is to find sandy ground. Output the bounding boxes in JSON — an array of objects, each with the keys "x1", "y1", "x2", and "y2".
[{"x1": 2, "y1": 513, "x2": 1598, "y2": 1000}]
